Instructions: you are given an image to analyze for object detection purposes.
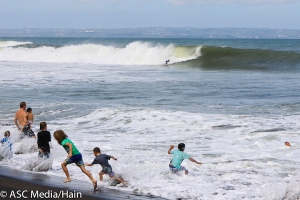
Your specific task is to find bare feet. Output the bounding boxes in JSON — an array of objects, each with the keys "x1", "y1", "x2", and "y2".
[
  {"x1": 63, "y1": 178, "x2": 71, "y2": 183},
  {"x1": 93, "y1": 181, "x2": 97, "y2": 191}
]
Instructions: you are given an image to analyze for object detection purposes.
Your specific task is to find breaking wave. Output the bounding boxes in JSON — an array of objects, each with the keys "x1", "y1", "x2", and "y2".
[
  {"x1": 0, "y1": 41, "x2": 201, "y2": 65},
  {"x1": 1, "y1": 40, "x2": 299, "y2": 70}
]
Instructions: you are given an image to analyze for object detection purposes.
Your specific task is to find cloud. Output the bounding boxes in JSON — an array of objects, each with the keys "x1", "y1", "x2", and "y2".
[{"x1": 164, "y1": 0, "x2": 299, "y2": 5}]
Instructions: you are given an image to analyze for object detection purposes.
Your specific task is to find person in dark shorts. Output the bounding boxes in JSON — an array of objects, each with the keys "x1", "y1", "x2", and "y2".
[
  {"x1": 37, "y1": 122, "x2": 51, "y2": 159},
  {"x1": 14, "y1": 102, "x2": 35, "y2": 138},
  {"x1": 22, "y1": 125, "x2": 35, "y2": 138},
  {"x1": 53, "y1": 130, "x2": 97, "y2": 190},
  {"x1": 86, "y1": 147, "x2": 124, "y2": 183},
  {"x1": 168, "y1": 143, "x2": 202, "y2": 174}
]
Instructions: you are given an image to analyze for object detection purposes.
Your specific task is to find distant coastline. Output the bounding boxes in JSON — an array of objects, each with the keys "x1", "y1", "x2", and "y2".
[{"x1": 1, "y1": 27, "x2": 300, "y2": 39}]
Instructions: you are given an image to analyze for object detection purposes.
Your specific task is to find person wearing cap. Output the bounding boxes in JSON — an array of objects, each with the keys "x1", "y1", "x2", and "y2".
[{"x1": 168, "y1": 143, "x2": 202, "y2": 174}]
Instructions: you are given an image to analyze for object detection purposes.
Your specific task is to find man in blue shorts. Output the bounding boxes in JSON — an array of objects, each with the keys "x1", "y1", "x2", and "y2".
[{"x1": 168, "y1": 143, "x2": 202, "y2": 174}]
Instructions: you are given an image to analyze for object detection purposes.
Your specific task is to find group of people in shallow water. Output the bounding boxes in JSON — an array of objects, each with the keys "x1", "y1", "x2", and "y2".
[{"x1": 1, "y1": 101, "x2": 204, "y2": 190}]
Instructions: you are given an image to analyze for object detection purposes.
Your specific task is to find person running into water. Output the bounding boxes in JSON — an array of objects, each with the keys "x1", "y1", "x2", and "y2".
[
  {"x1": 86, "y1": 147, "x2": 124, "y2": 184},
  {"x1": 168, "y1": 143, "x2": 202, "y2": 174},
  {"x1": 14, "y1": 102, "x2": 35, "y2": 138},
  {"x1": 1, "y1": 131, "x2": 13, "y2": 158},
  {"x1": 1, "y1": 131, "x2": 12, "y2": 150},
  {"x1": 37, "y1": 122, "x2": 51, "y2": 159},
  {"x1": 26, "y1": 107, "x2": 34, "y2": 125},
  {"x1": 53, "y1": 130, "x2": 97, "y2": 190}
]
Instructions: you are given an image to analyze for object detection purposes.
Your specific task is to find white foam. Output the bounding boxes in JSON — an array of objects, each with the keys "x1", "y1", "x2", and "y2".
[
  {"x1": 0, "y1": 59, "x2": 299, "y2": 199},
  {"x1": 0, "y1": 41, "x2": 32, "y2": 48},
  {"x1": 14, "y1": 137, "x2": 38, "y2": 154},
  {"x1": 0, "y1": 41, "x2": 200, "y2": 65},
  {"x1": 0, "y1": 143, "x2": 13, "y2": 160},
  {"x1": 21, "y1": 156, "x2": 53, "y2": 172}
]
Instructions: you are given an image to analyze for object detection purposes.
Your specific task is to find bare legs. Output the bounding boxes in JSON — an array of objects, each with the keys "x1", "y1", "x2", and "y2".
[
  {"x1": 99, "y1": 171, "x2": 105, "y2": 181},
  {"x1": 99, "y1": 171, "x2": 124, "y2": 183},
  {"x1": 79, "y1": 165, "x2": 97, "y2": 190},
  {"x1": 114, "y1": 177, "x2": 124, "y2": 183},
  {"x1": 61, "y1": 162, "x2": 97, "y2": 190},
  {"x1": 61, "y1": 162, "x2": 71, "y2": 183}
]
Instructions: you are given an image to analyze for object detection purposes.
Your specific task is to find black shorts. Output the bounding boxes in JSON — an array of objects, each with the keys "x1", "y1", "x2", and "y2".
[{"x1": 22, "y1": 125, "x2": 35, "y2": 137}]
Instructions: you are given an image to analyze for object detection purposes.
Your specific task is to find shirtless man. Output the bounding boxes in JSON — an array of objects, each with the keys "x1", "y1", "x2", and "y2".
[{"x1": 14, "y1": 102, "x2": 36, "y2": 138}]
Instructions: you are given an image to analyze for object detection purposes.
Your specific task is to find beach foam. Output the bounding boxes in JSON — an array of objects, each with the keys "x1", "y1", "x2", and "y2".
[{"x1": 1, "y1": 108, "x2": 300, "y2": 199}]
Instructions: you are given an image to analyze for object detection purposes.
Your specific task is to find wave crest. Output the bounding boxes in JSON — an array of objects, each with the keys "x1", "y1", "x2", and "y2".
[{"x1": 0, "y1": 41, "x2": 201, "y2": 65}]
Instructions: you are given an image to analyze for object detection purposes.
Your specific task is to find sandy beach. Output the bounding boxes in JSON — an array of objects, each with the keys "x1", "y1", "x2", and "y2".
[{"x1": 0, "y1": 166, "x2": 165, "y2": 200}]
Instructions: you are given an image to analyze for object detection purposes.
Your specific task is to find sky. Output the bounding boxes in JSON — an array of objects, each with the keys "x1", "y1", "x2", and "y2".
[{"x1": 0, "y1": 0, "x2": 299, "y2": 29}]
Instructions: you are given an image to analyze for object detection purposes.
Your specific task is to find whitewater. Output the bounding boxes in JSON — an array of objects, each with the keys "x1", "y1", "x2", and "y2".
[
  {"x1": 1, "y1": 38, "x2": 300, "y2": 200},
  {"x1": 0, "y1": 40, "x2": 201, "y2": 65}
]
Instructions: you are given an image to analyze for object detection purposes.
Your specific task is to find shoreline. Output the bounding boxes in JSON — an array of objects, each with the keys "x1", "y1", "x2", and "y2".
[{"x1": 0, "y1": 166, "x2": 166, "y2": 200}]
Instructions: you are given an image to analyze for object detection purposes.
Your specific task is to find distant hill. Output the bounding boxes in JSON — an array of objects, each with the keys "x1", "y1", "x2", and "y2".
[{"x1": 1, "y1": 28, "x2": 300, "y2": 39}]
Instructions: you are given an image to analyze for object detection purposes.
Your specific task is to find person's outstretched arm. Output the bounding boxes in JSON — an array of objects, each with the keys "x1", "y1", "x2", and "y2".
[
  {"x1": 189, "y1": 157, "x2": 202, "y2": 165},
  {"x1": 85, "y1": 163, "x2": 94, "y2": 166},
  {"x1": 110, "y1": 156, "x2": 117, "y2": 161},
  {"x1": 168, "y1": 145, "x2": 174, "y2": 154}
]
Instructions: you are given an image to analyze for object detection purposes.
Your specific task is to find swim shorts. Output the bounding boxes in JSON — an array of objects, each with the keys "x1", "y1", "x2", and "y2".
[
  {"x1": 22, "y1": 125, "x2": 35, "y2": 137},
  {"x1": 65, "y1": 154, "x2": 84, "y2": 166},
  {"x1": 169, "y1": 164, "x2": 188, "y2": 173},
  {"x1": 102, "y1": 166, "x2": 115, "y2": 177}
]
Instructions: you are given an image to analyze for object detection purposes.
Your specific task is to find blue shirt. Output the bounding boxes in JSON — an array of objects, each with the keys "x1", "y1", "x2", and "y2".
[
  {"x1": 1, "y1": 137, "x2": 12, "y2": 150},
  {"x1": 170, "y1": 149, "x2": 191, "y2": 169}
]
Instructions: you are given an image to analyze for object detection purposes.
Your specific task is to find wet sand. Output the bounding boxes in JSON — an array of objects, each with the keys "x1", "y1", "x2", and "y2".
[{"x1": 0, "y1": 166, "x2": 166, "y2": 200}]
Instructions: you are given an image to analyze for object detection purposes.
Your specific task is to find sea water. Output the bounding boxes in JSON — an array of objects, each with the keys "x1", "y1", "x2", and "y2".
[{"x1": 0, "y1": 38, "x2": 300, "y2": 199}]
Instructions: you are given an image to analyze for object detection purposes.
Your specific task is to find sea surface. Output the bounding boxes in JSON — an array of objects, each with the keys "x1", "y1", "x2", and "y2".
[{"x1": 0, "y1": 38, "x2": 300, "y2": 199}]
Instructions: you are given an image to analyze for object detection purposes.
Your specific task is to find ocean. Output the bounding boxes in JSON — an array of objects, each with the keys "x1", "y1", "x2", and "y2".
[{"x1": 0, "y1": 37, "x2": 300, "y2": 199}]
